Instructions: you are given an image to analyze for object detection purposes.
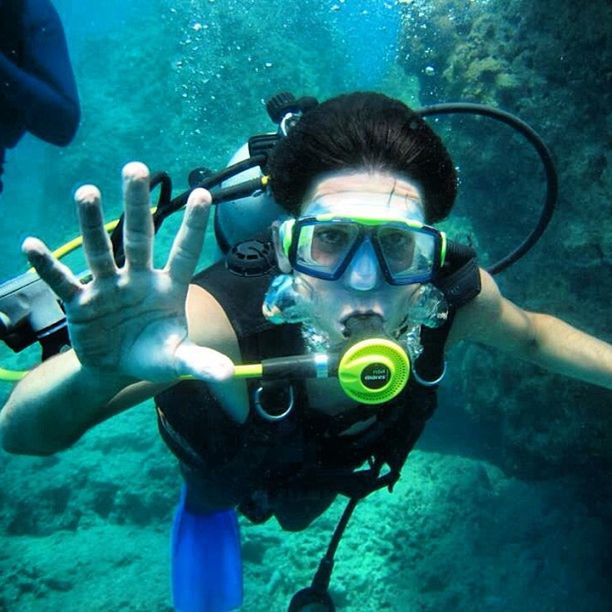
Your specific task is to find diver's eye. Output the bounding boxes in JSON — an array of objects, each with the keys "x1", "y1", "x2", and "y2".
[
  {"x1": 313, "y1": 226, "x2": 353, "y2": 253},
  {"x1": 379, "y1": 228, "x2": 415, "y2": 261}
]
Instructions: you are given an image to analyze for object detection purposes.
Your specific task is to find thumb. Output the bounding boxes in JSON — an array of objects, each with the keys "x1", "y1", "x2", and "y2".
[{"x1": 174, "y1": 342, "x2": 235, "y2": 381}]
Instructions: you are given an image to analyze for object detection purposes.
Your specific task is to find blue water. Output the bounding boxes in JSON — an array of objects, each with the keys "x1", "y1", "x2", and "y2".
[
  {"x1": 0, "y1": 0, "x2": 610, "y2": 610},
  {"x1": 0, "y1": 0, "x2": 408, "y2": 280}
]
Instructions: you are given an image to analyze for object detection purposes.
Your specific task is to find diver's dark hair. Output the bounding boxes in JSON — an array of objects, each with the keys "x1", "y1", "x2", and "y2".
[{"x1": 268, "y1": 92, "x2": 456, "y2": 223}]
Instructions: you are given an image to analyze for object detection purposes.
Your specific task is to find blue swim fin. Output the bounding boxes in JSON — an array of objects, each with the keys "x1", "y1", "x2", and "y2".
[{"x1": 171, "y1": 487, "x2": 243, "y2": 611}]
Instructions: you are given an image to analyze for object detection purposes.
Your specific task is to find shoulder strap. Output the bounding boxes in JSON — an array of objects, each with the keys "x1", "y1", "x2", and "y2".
[
  {"x1": 436, "y1": 241, "x2": 482, "y2": 308},
  {"x1": 414, "y1": 240, "x2": 481, "y2": 383},
  {"x1": 191, "y1": 251, "x2": 278, "y2": 344}
]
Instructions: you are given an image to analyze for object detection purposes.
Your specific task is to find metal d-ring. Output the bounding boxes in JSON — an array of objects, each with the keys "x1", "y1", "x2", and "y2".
[
  {"x1": 253, "y1": 384, "x2": 295, "y2": 421},
  {"x1": 412, "y1": 360, "x2": 447, "y2": 387}
]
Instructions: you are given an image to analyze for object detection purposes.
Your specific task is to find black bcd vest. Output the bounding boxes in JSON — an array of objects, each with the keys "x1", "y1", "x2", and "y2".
[{"x1": 156, "y1": 238, "x2": 481, "y2": 505}]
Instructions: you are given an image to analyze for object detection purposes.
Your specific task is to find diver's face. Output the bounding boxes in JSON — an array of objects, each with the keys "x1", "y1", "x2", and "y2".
[{"x1": 296, "y1": 171, "x2": 425, "y2": 346}]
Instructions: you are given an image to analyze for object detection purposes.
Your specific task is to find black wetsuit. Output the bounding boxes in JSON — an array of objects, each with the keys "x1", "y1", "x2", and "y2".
[
  {"x1": 0, "y1": 0, "x2": 80, "y2": 193},
  {"x1": 156, "y1": 244, "x2": 481, "y2": 531}
]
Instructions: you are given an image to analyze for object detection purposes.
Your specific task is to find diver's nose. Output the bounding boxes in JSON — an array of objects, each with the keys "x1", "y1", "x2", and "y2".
[{"x1": 343, "y1": 238, "x2": 382, "y2": 291}]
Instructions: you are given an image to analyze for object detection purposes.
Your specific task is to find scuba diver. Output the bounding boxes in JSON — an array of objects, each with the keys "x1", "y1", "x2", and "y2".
[
  {"x1": 0, "y1": 0, "x2": 80, "y2": 194},
  {"x1": 0, "y1": 92, "x2": 611, "y2": 611}
]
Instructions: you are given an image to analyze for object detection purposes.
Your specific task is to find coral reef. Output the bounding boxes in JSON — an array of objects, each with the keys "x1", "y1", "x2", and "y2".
[
  {"x1": 1, "y1": 413, "x2": 609, "y2": 610},
  {"x1": 401, "y1": 0, "x2": 612, "y2": 477}
]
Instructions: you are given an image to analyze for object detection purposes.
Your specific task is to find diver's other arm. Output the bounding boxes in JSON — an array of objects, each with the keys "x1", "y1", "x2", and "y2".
[
  {"x1": 0, "y1": 349, "x2": 165, "y2": 455},
  {"x1": 0, "y1": 163, "x2": 234, "y2": 455},
  {"x1": 450, "y1": 269, "x2": 612, "y2": 390}
]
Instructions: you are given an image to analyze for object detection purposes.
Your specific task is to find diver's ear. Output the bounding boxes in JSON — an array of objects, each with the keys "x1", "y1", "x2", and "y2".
[{"x1": 272, "y1": 220, "x2": 293, "y2": 274}]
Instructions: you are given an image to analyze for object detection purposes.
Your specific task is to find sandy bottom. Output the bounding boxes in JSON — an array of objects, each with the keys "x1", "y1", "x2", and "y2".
[{"x1": 1, "y1": 404, "x2": 609, "y2": 611}]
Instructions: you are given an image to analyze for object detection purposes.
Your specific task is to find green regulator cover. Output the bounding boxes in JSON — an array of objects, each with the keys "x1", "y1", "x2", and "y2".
[{"x1": 337, "y1": 338, "x2": 410, "y2": 404}]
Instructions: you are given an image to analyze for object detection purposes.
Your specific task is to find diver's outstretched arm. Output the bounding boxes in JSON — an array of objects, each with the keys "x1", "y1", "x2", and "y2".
[
  {"x1": 450, "y1": 269, "x2": 612, "y2": 391},
  {"x1": 0, "y1": 163, "x2": 233, "y2": 455}
]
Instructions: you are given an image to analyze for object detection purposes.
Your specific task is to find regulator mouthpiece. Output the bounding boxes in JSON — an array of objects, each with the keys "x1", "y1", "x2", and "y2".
[
  {"x1": 232, "y1": 336, "x2": 410, "y2": 405},
  {"x1": 337, "y1": 337, "x2": 410, "y2": 404},
  {"x1": 342, "y1": 313, "x2": 385, "y2": 339}
]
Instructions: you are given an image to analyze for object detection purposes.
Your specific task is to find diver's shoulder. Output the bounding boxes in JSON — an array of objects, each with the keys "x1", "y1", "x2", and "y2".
[
  {"x1": 447, "y1": 268, "x2": 503, "y2": 346},
  {"x1": 186, "y1": 283, "x2": 240, "y2": 358}
]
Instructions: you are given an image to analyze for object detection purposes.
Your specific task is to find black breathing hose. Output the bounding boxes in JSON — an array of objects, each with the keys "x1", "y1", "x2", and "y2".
[{"x1": 416, "y1": 103, "x2": 558, "y2": 275}]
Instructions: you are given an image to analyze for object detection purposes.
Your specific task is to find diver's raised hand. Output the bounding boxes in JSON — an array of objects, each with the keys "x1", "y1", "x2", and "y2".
[{"x1": 22, "y1": 162, "x2": 234, "y2": 383}]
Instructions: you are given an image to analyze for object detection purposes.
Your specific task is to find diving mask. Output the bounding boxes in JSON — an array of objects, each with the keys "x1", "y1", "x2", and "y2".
[{"x1": 279, "y1": 212, "x2": 447, "y2": 285}]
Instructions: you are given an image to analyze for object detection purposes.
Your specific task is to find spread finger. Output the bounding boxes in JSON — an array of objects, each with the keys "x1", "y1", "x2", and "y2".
[
  {"x1": 22, "y1": 237, "x2": 83, "y2": 303},
  {"x1": 166, "y1": 188, "x2": 211, "y2": 285},
  {"x1": 76, "y1": 185, "x2": 118, "y2": 279},
  {"x1": 122, "y1": 162, "x2": 154, "y2": 271}
]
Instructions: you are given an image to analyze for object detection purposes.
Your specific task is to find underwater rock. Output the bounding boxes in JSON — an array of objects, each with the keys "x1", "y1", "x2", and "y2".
[{"x1": 400, "y1": 0, "x2": 612, "y2": 476}]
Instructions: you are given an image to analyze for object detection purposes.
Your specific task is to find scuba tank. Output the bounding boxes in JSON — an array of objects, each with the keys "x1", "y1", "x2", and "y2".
[
  {"x1": 213, "y1": 93, "x2": 318, "y2": 257},
  {"x1": 211, "y1": 140, "x2": 282, "y2": 260}
]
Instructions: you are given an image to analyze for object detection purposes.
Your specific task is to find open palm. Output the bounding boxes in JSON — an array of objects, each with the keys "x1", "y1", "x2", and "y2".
[{"x1": 22, "y1": 162, "x2": 233, "y2": 383}]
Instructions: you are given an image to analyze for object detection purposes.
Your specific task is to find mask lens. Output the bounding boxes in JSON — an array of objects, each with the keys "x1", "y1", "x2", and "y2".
[
  {"x1": 296, "y1": 221, "x2": 360, "y2": 277},
  {"x1": 377, "y1": 225, "x2": 437, "y2": 283}
]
